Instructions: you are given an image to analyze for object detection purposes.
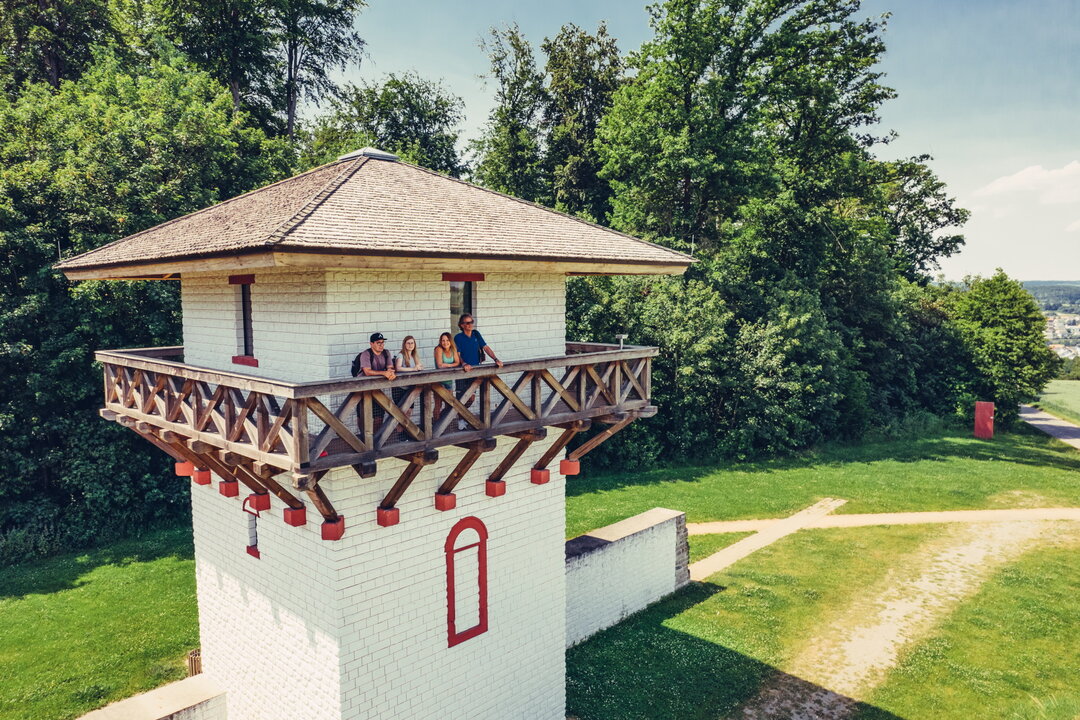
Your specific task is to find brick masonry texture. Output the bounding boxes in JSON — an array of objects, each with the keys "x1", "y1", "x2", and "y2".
[
  {"x1": 184, "y1": 268, "x2": 569, "y2": 720},
  {"x1": 564, "y1": 508, "x2": 689, "y2": 648}
]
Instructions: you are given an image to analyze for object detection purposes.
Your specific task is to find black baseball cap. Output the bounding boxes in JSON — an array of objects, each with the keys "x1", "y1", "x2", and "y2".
[{"x1": 370, "y1": 332, "x2": 386, "y2": 342}]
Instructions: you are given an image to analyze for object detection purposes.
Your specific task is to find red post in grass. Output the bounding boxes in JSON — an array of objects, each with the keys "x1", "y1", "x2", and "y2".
[{"x1": 974, "y1": 401, "x2": 995, "y2": 439}]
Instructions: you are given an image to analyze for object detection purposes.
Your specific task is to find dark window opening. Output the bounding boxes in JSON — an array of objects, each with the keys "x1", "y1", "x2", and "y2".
[
  {"x1": 449, "y1": 281, "x2": 475, "y2": 331},
  {"x1": 240, "y1": 283, "x2": 254, "y2": 356}
]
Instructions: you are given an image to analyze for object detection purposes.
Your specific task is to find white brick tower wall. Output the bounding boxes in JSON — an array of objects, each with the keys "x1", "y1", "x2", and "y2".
[{"x1": 181, "y1": 268, "x2": 569, "y2": 719}]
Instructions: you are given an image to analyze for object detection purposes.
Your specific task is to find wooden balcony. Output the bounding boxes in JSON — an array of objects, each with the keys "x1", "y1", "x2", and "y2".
[{"x1": 96, "y1": 342, "x2": 656, "y2": 500}]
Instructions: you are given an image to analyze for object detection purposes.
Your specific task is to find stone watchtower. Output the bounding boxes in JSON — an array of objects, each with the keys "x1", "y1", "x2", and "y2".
[{"x1": 57, "y1": 148, "x2": 691, "y2": 719}]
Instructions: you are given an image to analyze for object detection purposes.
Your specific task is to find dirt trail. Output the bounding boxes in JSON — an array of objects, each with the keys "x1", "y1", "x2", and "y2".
[
  {"x1": 734, "y1": 520, "x2": 1051, "y2": 719},
  {"x1": 688, "y1": 507, "x2": 1080, "y2": 535}
]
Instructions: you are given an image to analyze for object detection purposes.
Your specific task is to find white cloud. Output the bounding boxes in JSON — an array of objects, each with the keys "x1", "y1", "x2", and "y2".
[
  {"x1": 1066, "y1": 219, "x2": 1080, "y2": 232},
  {"x1": 973, "y1": 160, "x2": 1080, "y2": 205}
]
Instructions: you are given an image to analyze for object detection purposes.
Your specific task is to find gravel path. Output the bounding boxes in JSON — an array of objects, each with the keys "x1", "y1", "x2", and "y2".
[{"x1": 733, "y1": 520, "x2": 1053, "y2": 719}]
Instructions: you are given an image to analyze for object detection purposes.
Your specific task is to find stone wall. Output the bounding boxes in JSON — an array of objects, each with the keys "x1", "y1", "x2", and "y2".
[{"x1": 564, "y1": 508, "x2": 689, "y2": 648}]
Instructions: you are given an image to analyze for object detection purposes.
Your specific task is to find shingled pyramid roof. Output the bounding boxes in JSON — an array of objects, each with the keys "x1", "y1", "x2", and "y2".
[{"x1": 56, "y1": 149, "x2": 692, "y2": 277}]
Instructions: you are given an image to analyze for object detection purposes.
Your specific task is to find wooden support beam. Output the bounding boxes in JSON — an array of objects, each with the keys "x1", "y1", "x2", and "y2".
[
  {"x1": 305, "y1": 483, "x2": 338, "y2": 522},
  {"x1": 248, "y1": 466, "x2": 305, "y2": 509},
  {"x1": 116, "y1": 415, "x2": 136, "y2": 428},
  {"x1": 99, "y1": 408, "x2": 119, "y2": 422},
  {"x1": 568, "y1": 414, "x2": 636, "y2": 462},
  {"x1": 487, "y1": 433, "x2": 540, "y2": 484},
  {"x1": 437, "y1": 442, "x2": 493, "y2": 495},
  {"x1": 534, "y1": 421, "x2": 590, "y2": 471},
  {"x1": 379, "y1": 458, "x2": 426, "y2": 510},
  {"x1": 126, "y1": 427, "x2": 185, "y2": 462},
  {"x1": 351, "y1": 461, "x2": 378, "y2": 478}
]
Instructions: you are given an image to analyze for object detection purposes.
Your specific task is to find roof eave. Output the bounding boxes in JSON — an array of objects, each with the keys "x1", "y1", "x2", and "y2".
[{"x1": 57, "y1": 247, "x2": 693, "y2": 281}]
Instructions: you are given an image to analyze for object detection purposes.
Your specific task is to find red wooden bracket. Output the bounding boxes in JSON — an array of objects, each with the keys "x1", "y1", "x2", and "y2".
[
  {"x1": 530, "y1": 468, "x2": 550, "y2": 484},
  {"x1": 435, "y1": 492, "x2": 457, "y2": 511},
  {"x1": 247, "y1": 493, "x2": 271, "y2": 512},
  {"x1": 485, "y1": 480, "x2": 506, "y2": 497},
  {"x1": 560, "y1": 459, "x2": 580, "y2": 476},
  {"x1": 283, "y1": 506, "x2": 307, "y2": 527},
  {"x1": 228, "y1": 274, "x2": 255, "y2": 285},
  {"x1": 377, "y1": 507, "x2": 400, "y2": 527},
  {"x1": 322, "y1": 516, "x2": 345, "y2": 541},
  {"x1": 175, "y1": 461, "x2": 194, "y2": 477},
  {"x1": 231, "y1": 355, "x2": 259, "y2": 367},
  {"x1": 219, "y1": 479, "x2": 239, "y2": 497},
  {"x1": 245, "y1": 545, "x2": 261, "y2": 559},
  {"x1": 192, "y1": 469, "x2": 212, "y2": 485}
]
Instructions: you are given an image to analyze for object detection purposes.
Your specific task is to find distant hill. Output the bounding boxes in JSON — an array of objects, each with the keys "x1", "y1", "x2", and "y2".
[{"x1": 1024, "y1": 281, "x2": 1080, "y2": 313}]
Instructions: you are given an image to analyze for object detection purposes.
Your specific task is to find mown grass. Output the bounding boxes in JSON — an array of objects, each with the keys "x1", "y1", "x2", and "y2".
[
  {"x1": 569, "y1": 524, "x2": 1080, "y2": 720},
  {"x1": 566, "y1": 426, "x2": 1080, "y2": 538},
  {"x1": 857, "y1": 529, "x2": 1080, "y2": 720},
  {"x1": 0, "y1": 527, "x2": 197, "y2": 720},
  {"x1": 1036, "y1": 378, "x2": 1080, "y2": 426},
  {"x1": 568, "y1": 526, "x2": 941, "y2": 719}
]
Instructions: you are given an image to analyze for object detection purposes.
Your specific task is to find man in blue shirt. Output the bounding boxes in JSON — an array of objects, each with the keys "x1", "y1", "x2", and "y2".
[{"x1": 454, "y1": 314, "x2": 502, "y2": 412}]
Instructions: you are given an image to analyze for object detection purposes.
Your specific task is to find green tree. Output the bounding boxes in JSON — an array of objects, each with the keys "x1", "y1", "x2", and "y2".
[
  {"x1": 269, "y1": 0, "x2": 366, "y2": 139},
  {"x1": 0, "y1": 49, "x2": 291, "y2": 555},
  {"x1": 0, "y1": 0, "x2": 113, "y2": 91},
  {"x1": 470, "y1": 24, "x2": 547, "y2": 201},
  {"x1": 541, "y1": 23, "x2": 622, "y2": 221},
  {"x1": 949, "y1": 270, "x2": 1059, "y2": 425},
  {"x1": 155, "y1": 0, "x2": 277, "y2": 120},
  {"x1": 303, "y1": 71, "x2": 466, "y2": 175}
]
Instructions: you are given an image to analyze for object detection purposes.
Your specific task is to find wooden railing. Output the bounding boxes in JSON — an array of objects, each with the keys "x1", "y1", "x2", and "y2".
[{"x1": 96, "y1": 342, "x2": 656, "y2": 484}]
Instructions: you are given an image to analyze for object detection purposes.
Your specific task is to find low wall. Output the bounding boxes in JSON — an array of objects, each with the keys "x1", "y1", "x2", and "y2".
[
  {"x1": 78, "y1": 676, "x2": 225, "y2": 720},
  {"x1": 565, "y1": 507, "x2": 689, "y2": 647}
]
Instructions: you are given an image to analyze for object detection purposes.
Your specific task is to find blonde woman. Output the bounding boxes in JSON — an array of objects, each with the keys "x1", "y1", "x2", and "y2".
[
  {"x1": 392, "y1": 336, "x2": 423, "y2": 406},
  {"x1": 433, "y1": 332, "x2": 460, "y2": 420}
]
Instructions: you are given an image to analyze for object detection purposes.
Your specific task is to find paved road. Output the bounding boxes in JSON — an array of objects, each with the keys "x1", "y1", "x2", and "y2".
[{"x1": 1020, "y1": 404, "x2": 1080, "y2": 449}]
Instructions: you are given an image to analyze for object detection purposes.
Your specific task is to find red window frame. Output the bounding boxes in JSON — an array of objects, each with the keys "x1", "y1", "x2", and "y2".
[{"x1": 445, "y1": 516, "x2": 488, "y2": 647}]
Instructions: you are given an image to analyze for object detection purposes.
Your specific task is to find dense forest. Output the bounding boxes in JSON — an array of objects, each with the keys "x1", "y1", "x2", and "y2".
[
  {"x1": 0, "y1": 0, "x2": 1057, "y2": 562},
  {"x1": 1024, "y1": 281, "x2": 1080, "y2": 313}
]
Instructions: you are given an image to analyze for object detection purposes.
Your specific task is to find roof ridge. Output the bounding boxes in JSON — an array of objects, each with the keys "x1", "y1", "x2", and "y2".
[
  {"x1": 54, "y1": 157, "x2": 356, "y2": 269},
  {"x1": 395, "y1": 161, "x2": 695, "y2": 264},
  {"x1": 264, "y1": 156, "x2": 369, "y2": 246}
]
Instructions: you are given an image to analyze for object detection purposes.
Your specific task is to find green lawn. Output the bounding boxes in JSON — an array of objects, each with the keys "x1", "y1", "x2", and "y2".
[
  {"x1": 567, "y1": 428, "x2": 1080, "y2": 719},
  {"x1": 1037, "y1": 378, "x2": 1080, "y2": 426},
  {"x1": 568, "y1": 524, "x2": 1080, "y2": 720},
  {"x1": 0, "y1": 527, "x2": 197, "y2": 720},
  {"x1": 567, "y1": 425, "x2": 1080, "y2": 538},
  {"x1": 6, "y1": 428, "x2": 1080, "y2": 719}
]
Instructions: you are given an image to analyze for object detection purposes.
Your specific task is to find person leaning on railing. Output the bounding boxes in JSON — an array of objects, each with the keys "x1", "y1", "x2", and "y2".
[
  {"x1": 433, "y1": 332, "x2": 461, "y2": 422},
  {"x1": 352, "y1": 332, "x2": 395, "y2": 429},
  {"x1": 453, "y1": 314, "x2": 502, "y2": 429}
]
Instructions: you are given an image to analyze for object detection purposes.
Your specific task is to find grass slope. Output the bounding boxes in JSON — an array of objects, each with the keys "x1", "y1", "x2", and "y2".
[
  {"x1": 0, "y1": 527, "x2": 197, "y2": 720},
  {"x1": 1037, "y1": 378, "x2": 1080, "y2": 427},
  {"x1": 568, "y1": 526, "x2": 940, "y2": 719},
  {"x1": 566, "y1": 426, "x2": 1080, "y2": 538},
  {"x1": 857, "y1": 530, "x2": 1080, "y2": 720}
]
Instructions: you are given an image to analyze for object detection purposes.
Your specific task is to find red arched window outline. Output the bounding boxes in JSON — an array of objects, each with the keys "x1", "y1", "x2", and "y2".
[{"x1": 445, "y1": 516, "x2": 488, "y2": 647}]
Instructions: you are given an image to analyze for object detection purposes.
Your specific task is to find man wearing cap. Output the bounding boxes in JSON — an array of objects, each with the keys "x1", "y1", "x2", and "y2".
[
  {"x1": 352, "y1": 333, "x2": 396, "y2": 428},
  {"x1": 354, "y1": 332, "x2": 396, "y2": 381}
]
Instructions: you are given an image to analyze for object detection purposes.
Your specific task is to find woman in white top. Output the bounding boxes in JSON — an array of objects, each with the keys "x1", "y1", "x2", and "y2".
[{"x1": 392, "y1": 336, "x2": 423, "y2": 407}]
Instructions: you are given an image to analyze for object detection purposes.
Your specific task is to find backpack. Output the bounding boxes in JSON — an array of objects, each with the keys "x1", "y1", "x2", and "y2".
[{"x1": 351, "y1": 348, "x2": 391, "y2": 377}]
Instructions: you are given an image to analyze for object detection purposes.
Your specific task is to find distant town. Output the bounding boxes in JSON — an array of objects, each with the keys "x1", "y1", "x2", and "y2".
[{"x1": 1024, "y1": 281, "x2": 1080, "y2": 357}]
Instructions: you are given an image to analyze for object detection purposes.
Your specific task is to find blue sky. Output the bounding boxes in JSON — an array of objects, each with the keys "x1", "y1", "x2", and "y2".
[{"x1": 338, "y1": 0, "x2": 1080, "y2": 280}]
